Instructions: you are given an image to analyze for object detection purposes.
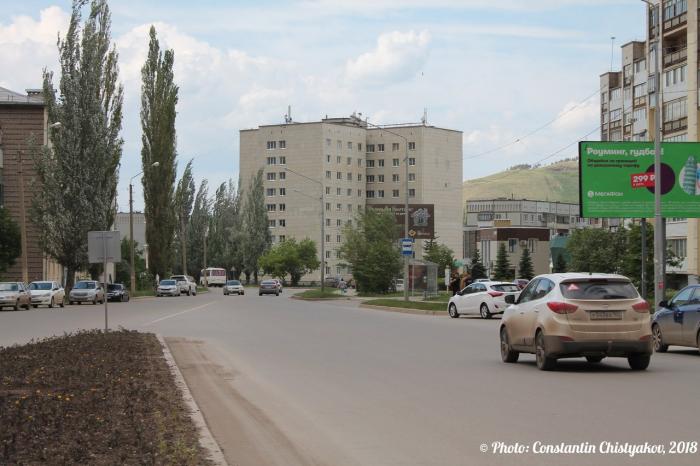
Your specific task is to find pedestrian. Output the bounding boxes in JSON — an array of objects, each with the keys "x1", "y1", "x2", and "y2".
[
  {"x1": 449, "y1": 273, "x2": 460, "y2": 296},
  {"x1": 339, "y1": 278, "x2": 347, "y2": 294}
]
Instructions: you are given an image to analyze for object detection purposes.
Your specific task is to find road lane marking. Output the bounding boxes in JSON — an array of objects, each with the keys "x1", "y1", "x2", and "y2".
[{"x1": 142, "y1": 302, "x2": 217, "y2": 326}]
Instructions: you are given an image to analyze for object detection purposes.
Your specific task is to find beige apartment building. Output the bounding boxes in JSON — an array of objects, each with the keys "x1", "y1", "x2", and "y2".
[
  {"x1": 239, "y1": 116, "x2": 463, "y2": 282},
  {"x1": 600, "y1": 0, "x2": 699, "y2": 286}
]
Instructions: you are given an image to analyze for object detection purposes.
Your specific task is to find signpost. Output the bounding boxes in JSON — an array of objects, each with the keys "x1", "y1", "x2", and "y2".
[
  {"x1": 401, "y1": 237, "x2": 414, "y2": 256},
  {"x1": 88, "y1": 231, "x2": 121, "y2": 332}
]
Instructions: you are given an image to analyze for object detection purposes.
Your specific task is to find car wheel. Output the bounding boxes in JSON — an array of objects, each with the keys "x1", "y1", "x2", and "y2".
[
  {"x1": 585, "y1": 356, "x2": 604, "y2": 363},
  {"x1": 448, "y1": 303, "x2": 459, "y2": 318},
  {"x1": 500, "y1": 327, "x2": 519, "y2": 363},
  {"x1": 275, "y1": 292, "x2": 279, "y2": 296},
  {"x1": 32, "y1": 304, "x2": 38, "y2": 309},
  {"x1": 628, "y1": 353, "x2": 651, "y2": 370},
  {"x1": 60, "y1": 298, "x2": 65, "y2": 308},
  {"x1": 535, "y1": 331, "x2": 556, "y2": 371},
  {"x1": 652, "y1": 324, "x2": 668, "y2": 353},
  {"x1": 50, "y1": 297, "x2": 55, "y2": 308},
  {"x1": 13, "y1": 300, "x2": 19, "y2": 311},
  {"x1": 24, "y1": 302, "x2": 30, "y2": 310},
  {"x1": 121, "y1": 295, "x2": 126, "y2": 302},
  {"x1": 479, "y1": 303, "x2": 492, "y2": 319},
  {"x1": 93, "y1": 297, "x2": 97, "y2": 305}
]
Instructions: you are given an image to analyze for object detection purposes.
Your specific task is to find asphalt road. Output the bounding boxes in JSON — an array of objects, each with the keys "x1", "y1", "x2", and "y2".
[{"x1": 1, "y1": 290, "x2": 699, "y2": 466}]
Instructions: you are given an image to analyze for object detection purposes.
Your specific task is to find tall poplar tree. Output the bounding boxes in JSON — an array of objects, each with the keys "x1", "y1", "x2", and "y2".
[
  {"x1": 33, "y1": 0, "x2": 123, "y2": 289},
  {"x1": 187, "y1": 180, "x2": 210, "y2": 280},
  {"x1": 174, "y1": 160, "x2": 195, "y2": 274},
  {"x1": 140, "y1": 25, "x2": 178, "y2": 279},
  {"x1": 242, "y1": 169, "x2": 271, "y2": 283}
]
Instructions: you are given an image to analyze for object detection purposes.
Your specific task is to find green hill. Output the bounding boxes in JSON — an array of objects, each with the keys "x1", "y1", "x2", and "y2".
[{"x1": 463, "y1": 159, "x2": 579, "y2": 203}]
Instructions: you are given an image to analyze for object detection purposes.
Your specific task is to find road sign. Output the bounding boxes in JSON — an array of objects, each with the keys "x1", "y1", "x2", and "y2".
[
  {"x1": 401, "y1": 238, "x2": 413, "y2": 256},
  {"x1": 88, "y1": 231, "x2": 121, "y2": 264}
]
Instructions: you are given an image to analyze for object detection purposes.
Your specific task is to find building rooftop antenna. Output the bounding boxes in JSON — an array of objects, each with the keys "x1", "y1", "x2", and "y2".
[
  {"x1": 284, "y1": 105, "x2": 293, "y2": 124},
  {"x1": 421, "y1": 108, "x2": 428, "y2": 125}
]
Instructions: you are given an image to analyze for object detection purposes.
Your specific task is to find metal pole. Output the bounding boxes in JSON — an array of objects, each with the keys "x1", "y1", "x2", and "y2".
[
  {"x1": 321, "y1": 192, "x2": 325, "y2": 292},
  {"x1": 404, "y1": 138, "x2": 409, "y2": 302},
  {"x1": 103, "y1": 234, "x2": 108, "y2": 332},
  {"x1": 129, "y1": 183, "x2": 135, "y2": 294},
  {"x1": 653, "y1": 30, "x2": 664, "y2": 311},
  {"x1": 641, "y1": 218, "x2": 647, "y2": 298},
  {"x1": 18, "y1": 151, "x2": 29, "y2": 283}
]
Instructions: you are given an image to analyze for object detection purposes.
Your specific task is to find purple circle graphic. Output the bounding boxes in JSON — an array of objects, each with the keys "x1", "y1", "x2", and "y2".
[{"x1": 646, "y1": 163, "x2": 675, "y2": 195}]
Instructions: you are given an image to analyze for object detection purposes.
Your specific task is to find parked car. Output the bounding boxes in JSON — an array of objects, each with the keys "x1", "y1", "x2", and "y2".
[
  {"x1": 223, "y1": 280, "x2": 245, "y2": 295},
  {"x1": 171, "y1": 275, "x2": 197, "y2": 296},
  {"x1": 393, "y1": 279, "x2": 404, "y2": 292},
  {"x1": 68, "y1": 280, "x2": 105, "y2": 305},
  {"x1": 324, "y1": 276, "x2": 340, "y2": 288},
  {"x1": 513, "y1": 278, "x2": 530, "y2": 290},
  {"x1": 499, "y1": 273, "x2": 653, "y2": 371},
  {"x1": 0, "y1": 282, "x2": 31, "y2": 310},
  {"x1": 652, "y1": 285, "x2": 700, "y2": 352},
  {"x1": 106, "y1": 283, "x2": 130, "y2": 302},
  {"x1": 274, "y1": 279, "x2": 283, "y2": 293},
  {"x1": 28, "y1": 281, "x2": 65, "y2": 308},
  {"x1": 448, "y1": 281, "x2": 520, "y2": 319},
  {"x1": 157, "y1": 279, "x2": 181, "y2": 297},
  {"x1": 259, "y1": 280, "x2": 279, "y2": 296}
]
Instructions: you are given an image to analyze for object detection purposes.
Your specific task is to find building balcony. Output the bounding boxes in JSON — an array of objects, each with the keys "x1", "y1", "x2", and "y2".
[
  {"x1": 663, "y1": 12, "x2": 687, "y2": 33},
  {"x1": 609, "y1": 120, "x2": 622, "y2": 130},
  {"x1": 664, "y1": 117, "x2": 688, "y2": 134},
  {"x1": 663, "y1": 47, "x2": 687, "y2": 68},
  {"x1": 633, "y1": 96, "x2": 647, "y2": 108}
]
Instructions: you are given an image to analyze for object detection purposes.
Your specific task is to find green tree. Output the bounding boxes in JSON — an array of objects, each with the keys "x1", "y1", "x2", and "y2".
[
  {"x1": 141, "y1": 25, "x2": 178, "y2": 280},
  {"x1": 174, "y1": 160, "x2": 195, "y2": 275},
  {"x1": 469, "y1": 249, "x2": 487, "y2": 280},
  {"x1": 340, "y1": 209, "x2": 401, "y2": 293},
  {"x1": 32, "y1": 0, "x2": 124, "y2": 290},
  {"x1": 259, "y1": 238, "x2": 320, "y2": 286},
  {"x1": 242, "y1": 169, "x2": 271, "y2": 283},
  {"x1": 553, "y1": 253, "x2": 568, "y2": 273},
  {"x1": 0, "y1": 207, "x2": 21, "y2": 278},
  {"x1": 186, "y1": 180, "x2": 210, "y2": 282},
  {"x1": 493, "y1": 243, "x2": 512, "y2": 281},
  {"x1": 115, "y1": 237, "x2": 146, "y2": 289},
  {"x1": 424, "y1": 241, "x2": 455, "y2": 272},
  {"x1": 567, "y1": 228, "x2": 624, "y2": 274},
  {"x1": 207, "y1": 180, "x2": 241, "y2": 277},
  {"x1": 618, "y1": 223, "x2": 652, "y2": 293},
  {"x1": 518, "y1": 246, "x2": 534, "y2": 280}
]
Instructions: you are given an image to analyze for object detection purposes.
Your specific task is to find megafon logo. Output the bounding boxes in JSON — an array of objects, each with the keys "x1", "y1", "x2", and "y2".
[{"x1": 588, "y1": 191, "x2": 623, "y2": 198}]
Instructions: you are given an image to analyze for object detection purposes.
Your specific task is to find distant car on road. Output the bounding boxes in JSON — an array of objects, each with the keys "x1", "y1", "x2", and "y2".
[
  {"x1": 0, "y1": 282, "x2": 31, "y2": 310},
  {"x1": 223, "y1": 280, "x2": 245, "y2": 296},
  {"x1": 171, "y1": 275, "x2": 197, "y2": 296},
  {"x1": 324, "y1": 276, "x2": 340, "y2": 288},
  {"x1": 259, "y1": 280, "x2": 279, "y2": 296},
  {"x1": 499, "y1": 273, "x2": 653, "y2": 371},
  {"x1": 652, "y1": 285, "x2": 700, "y2": 352},
  {"x1": 69, "y1": 280, "x2": 105, "y2": 305},
  {"x1": 106, "y1": 283, "x2": 130, "y2": 302},
  {"x1": 448, "y1": 281, "x2": 520, "y2": 319},
  {"x1": 157, "y1": 279, "x2": 181, "y2": 297},
  {"x1": 29, "y1": 281, "x2": 65, "y2": 308}
]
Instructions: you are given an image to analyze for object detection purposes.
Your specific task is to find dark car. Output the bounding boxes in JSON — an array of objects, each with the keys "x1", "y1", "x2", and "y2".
[
  {"x1": 106, "y1": 283, "x2": 130, "y2": 302},
  {"x1": 652, "y1": 285, "x2": 700, "y2": 352},
  {"x1": 259, "y1": 280, "x2": 279, "y2": 296}
]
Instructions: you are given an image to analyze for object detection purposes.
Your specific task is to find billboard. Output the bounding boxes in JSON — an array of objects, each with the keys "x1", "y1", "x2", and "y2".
[
  {"x1": 579, "y1": 141, "x2": 700, "y2": 218},
  {"x1": 369, "y1": 204, "x2": 435, "y2": 239}
]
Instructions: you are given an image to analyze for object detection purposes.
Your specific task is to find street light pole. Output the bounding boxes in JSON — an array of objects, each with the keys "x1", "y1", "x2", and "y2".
[
  {"x1": 286, "y1": 167, "x2": 326, "y2": 292},
  {"x1": 18, "y1": 150, "x2": 28, "y2": 283},
  {"x1": 129, "y1": 162, "x2": 159, "y2": 293}
]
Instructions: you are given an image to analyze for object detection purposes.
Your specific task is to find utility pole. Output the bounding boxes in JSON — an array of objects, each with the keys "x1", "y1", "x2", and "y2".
[{"x1": 18, "y1": 151, "x2": 28, "y2": 283}]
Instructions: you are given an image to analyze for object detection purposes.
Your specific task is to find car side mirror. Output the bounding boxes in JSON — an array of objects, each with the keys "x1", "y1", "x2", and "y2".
[
  {"x1": 659, "y1": 300, "x2": 669, "y2": 309},
  {"x1": 505, "y1": 294, "x2": 515, "y2": 304}
]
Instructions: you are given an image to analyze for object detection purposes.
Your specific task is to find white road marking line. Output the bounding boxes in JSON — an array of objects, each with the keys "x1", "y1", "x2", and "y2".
[{"x1": 142, "y1": 302, "x2": 217, "y2": 326}]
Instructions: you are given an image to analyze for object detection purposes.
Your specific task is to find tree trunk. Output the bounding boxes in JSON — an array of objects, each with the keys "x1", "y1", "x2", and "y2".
[{"x1": 65, "y1": 266, "x2": 76, "y2": 293}]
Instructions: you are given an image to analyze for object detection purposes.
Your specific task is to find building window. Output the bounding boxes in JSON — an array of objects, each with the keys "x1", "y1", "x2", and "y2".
[
  {"x1": 357, "y1": 189, "x2": 362, "y2": 197},
  {"x1": 336, "y1": 235, "x2": 341, "y2": 243},
  {"x1": 326, "y1": 138, "x2": 331, "y2": 146},
  {"x1": 266, "y1": 188, "x2": 276, "y2": 196},
  {"x1": 326, "y1": 154, "x2": 331, "y2": 163},
  {"x1": 266, "y1": 141, "x2": 277, "y2": 150},
  {"x1": 325, "y1": 218, "x2": 331, "y2": 226},
  {"x1": 266, "y1": 204, "x2": 276, "y2": 212},
  {"x1": 345, "y1": 188, "x2": 351, "y2": 196},
  {"x1": 279, "y1": 156, "x2": 286, "y2": 165},
  {"x1": 408, "y1": 173, "x2": 416, "y2": 181},
  {"x1": 508, "y1": 238, "x2": 518, "y2": 253},
  {"x1": 336, "y1": 187, "x2": 341, "y2": 196},
  {"x1": 392, "y1": 158, "x2": 400, "y2": 167},
  {"x1": 392, "y1": 174, "x2": 400, "y2": 182},
  {"x1": 337, "y1": 155, "x2": 341, "y2": 164},
  {"x1": 336, "y1": 266, "x2": 342, "y2": 274},
  {"x1": 392, "y1": 142, "x2": 399, "y2": 151},
  {"x1": 337, "y1": 140, "x2": 342, "y2": 151},
  {"x1": 377, "y1": 144, "x2": 385, "y2": 152},
  {"x1": 664, "y1": 97, "x2": 687, "y2": 123},
  {"x1": 378, "y1": 174, "x2": 385, "y2": 183},
  {"x1": 325, "y1": 266, "x2": 330, "y2": 274},
  {"x1": 367, "y1": 144, "x2": 375, "y2": 153},
  {"x1": 336, "y1": 250, "x2": 342, "y2": 258},
  {"x1": 357, "y1": 159, "x2": 362, "y2": 167},
  {"x1": 527, "y1": 238, "x2": 537, "y2": 253},
  {"x1": 408, "y1": 142, "x2": 416, "y2": 150},
  {"x1": 409, "y1": 189, "x2": 415, "y2": 197},
  {"x1": 279, "y1": 188, "x2": 286, "y2": 196},
  {"x1": 669, "y1": 238, "x2": 687, "y2": 259},
  {"x1": 266, "y1": 157, "x2": 276, "y2": 165},
  {"x1": 267, "y1": 172, "x2": 277, "y2": 181},
  {"x1": 325, "y1": 186, "x2": 331, "y2": 195},
  {"x1": 279, "y1": 219, "x2": 286, "y2": 227},
  {"x1": 378, "y1": 190, "x2": 385, "y2": 198},
  {"x1": 367, "y1": 190, "x2": 375, "y2": 198},
  {"x1": 336, "y1": 219, "x2": 342, "y2": 227},
  {"x1": 366, "y1": 160, "x2": 375, "y2": 168},
  {"x1": 326, "y1": 250, "x2": 331, "y2": 259},
  {"x1": 347, "y1": 157, "x2": 352, "y2": 165},
  {"x1": 279, "y1": 140, "x2": 286, "y2": 149},
  {"x1": 326, "y1": 234, "x2": 331, "y2": 242},
  {"x1": 378, "y1": 159, "x2": 385, "y2": 167},
  {"x1": 279, "y1": 235, "x2": 286, "y2": 242},
  {"x1": 326, "y1": 202, "x2": 330, "y2": 211},
  {"x1": 392, "y1": 189, "x2": 399, "y2": 198},
  {"x1": 337, "y1": 172, "x2": 342, "y2": 180},
  {"x1": 347, "y1": 204, "x2": 352, "y2": 212},
  {"x1": 367, "y1": 175, "x2": 375, "y2": 183},
  {"x1": 358, "y1": 143, "x2": 362, "y2": 151},
  {"x1": 326, "y1": 170, "x2": 331, "y2": 179},
  {"x1": 279, "y1": 171, "x2": 286, "y2": 180},
  {"x1": 269, "y1": 219, "x2": 276, "y2": 228},
  {"x1": 279, "y1": 203, "x2": 286, "y2": 211},
  {"x1": 336, "y1": 203, "x2": 342, "y2": 211},
  {"x1": 357, "y1": 174, "x2": 362, "y2": 181},
  {"x1": 346, "y1": 173, "x2": 352, "y2": 181},
  {"x1": 347, "y1": 142, "x2": 353, "y2": 150}
]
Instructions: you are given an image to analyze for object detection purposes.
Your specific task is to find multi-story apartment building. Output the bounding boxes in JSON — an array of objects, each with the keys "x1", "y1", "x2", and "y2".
[
  {"x1": 239, "y1": 116, "x2": 463, "y2": 282},
  {"x1": 599, "y1": 0, "x2": 697, "y2": 287}
]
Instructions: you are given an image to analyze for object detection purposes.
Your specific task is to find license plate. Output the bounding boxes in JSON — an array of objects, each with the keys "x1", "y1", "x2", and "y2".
[{"x1": 589, "y1": 311, "x2": 623, "y2": 320}]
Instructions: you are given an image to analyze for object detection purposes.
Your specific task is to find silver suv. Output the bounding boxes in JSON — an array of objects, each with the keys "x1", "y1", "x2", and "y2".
[{"x1": 170, "y1": 275, "x2": 197, "y2": 296}]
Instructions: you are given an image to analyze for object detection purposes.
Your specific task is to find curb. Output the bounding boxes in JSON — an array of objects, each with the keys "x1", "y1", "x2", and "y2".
[
  {"x1": 359, "y1": 303, "x2": 448, "y2": 316},
  {"x1": 290, "y1": 295, "x2": 352, "y2": 301},
  {"x1": 156, "y1": 334, "x2": 228, "y2": 466}
]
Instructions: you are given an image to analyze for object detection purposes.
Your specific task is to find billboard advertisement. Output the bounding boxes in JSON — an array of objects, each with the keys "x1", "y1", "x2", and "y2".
[
  {"x1": 579, "y1": 141, "x2": 700, "y2": 218},
  {"x1": 368, "y1": 204, "x2": 435, "y2": 239}
]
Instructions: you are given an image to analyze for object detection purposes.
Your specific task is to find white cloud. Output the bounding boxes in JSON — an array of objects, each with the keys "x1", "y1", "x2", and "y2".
[
  {"x1": 345, "y1": 30, "x2": 431, "y2": 86},
  {"x1": 551, "y1": 98, "x2": 599, "y2": 132}
]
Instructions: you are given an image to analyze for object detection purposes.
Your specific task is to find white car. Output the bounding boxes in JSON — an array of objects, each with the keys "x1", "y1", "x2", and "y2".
[
  {"x1": 29, "y1": 281, "x2": 65, "y2": 308},
  {"x1": 223, "y1": 280, "x2": 245, "y2": 295},
  {"x1": 448, "y1": 281, "x2": 521, "y2": 319},
  {"x1": 170, "y1": 275, "x2": 197, "y2": 296},
  {"x1": 157, "y1": 279, "x2": 181, "y2": 297}
]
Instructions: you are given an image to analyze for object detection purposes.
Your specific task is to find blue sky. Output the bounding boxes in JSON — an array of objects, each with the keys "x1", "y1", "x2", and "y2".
[{"x1": 1, "y1": 0, "x2": 645, "y2": 210}]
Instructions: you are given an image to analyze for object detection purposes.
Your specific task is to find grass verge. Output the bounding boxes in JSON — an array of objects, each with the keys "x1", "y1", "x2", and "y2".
[
  {"x1": 363, "y1": 299, "x2": 447, "y2": 312},
  {"x1": 295, "y1": 289, "x2": 343, "y2": 299},
  {"x1": 0, "y1": 330, "x2": 211, "y2": 465}
]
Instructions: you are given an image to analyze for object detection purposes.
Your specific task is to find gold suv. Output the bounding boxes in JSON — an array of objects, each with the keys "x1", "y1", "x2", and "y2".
[{"x1": 499, "y1": 273, "x2": 653, "y2": 371}]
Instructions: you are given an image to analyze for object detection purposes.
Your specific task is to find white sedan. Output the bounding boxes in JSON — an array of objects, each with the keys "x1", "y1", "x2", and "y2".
[
  {"x1": 29, "y1": 281, "x2": 65, "y2": 308},
  {"x1": 448, "y1": 281, "x2": 521, "y2": 319}
]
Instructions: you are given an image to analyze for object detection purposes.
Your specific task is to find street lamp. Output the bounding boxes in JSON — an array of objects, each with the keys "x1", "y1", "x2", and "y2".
[
  {"x1": 641, "y1": 0, "x2": 664, "y2": 309},
  {"x1": 351, "y1": 115, "x2": 410, "y2": 302},
  {"x1": 285, "y1": 166, "x2": 326, "y2": 291},
  {"x1": 129, "y1": 161, "x2": 160, "y2": 293}
]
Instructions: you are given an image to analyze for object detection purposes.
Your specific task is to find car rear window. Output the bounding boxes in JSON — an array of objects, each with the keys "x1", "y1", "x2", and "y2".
[
  {"x1": 491, "y1": 284, "x2": 520, "y2": 292},
  {"x1": 559, "y1": 280, "x2": 639, "y2": 300}
]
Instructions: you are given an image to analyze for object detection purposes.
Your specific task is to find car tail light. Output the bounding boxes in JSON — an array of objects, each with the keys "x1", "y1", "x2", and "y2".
[
  {"x1": 632, "y1": 301, "x2": 650, "y2": 313},
  {"x1": 488, "y1": 291, "x2": 504, "y2": 297},
  {"x1": 546, "y1": 301, "x2": 578, "y2": 314}
]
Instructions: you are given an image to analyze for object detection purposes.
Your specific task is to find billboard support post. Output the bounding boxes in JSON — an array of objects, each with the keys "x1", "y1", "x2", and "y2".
[{"x1": 652, "y1": 33, "x2": 664, "y2": 313}]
